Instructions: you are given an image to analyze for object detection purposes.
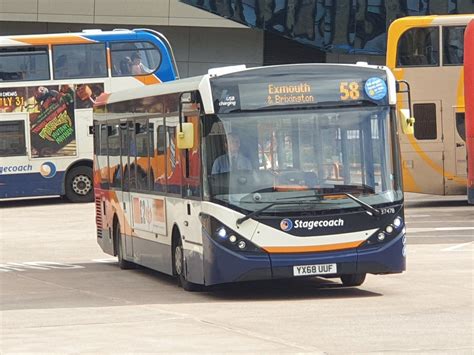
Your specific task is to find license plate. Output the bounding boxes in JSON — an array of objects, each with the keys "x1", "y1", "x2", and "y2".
[{"x1": 293, "y1": 263, "x2": 337, "y2": 276}]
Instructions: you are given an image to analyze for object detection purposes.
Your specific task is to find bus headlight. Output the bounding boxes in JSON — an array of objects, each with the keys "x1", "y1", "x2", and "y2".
[
  {"x1": 200, "y1": 213, "x2": 264, "y2": 254},
  {"x1": 393, "y1": 217, "x2": 403, "y2": 228}
]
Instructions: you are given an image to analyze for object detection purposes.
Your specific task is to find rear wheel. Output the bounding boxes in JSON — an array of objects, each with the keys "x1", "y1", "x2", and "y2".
[
  {"x1": 340, "y1": 273, "x2": 366, "y2": 287},
  {"x1": 114, "y1": 221, "x2": 134, "y2": 270},
  {"x1": 173, "y1": 236, "x2": 201, "y2": 292},
  {"x1": 65, "y1": 165, "x2": 93, "y2": 203}
]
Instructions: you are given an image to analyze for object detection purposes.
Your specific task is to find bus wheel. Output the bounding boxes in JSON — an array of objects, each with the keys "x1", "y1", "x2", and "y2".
[
  {"x1": 340, "y1": 273, "x2": 366, "y2": 287},
  {"x1": 65, "y1": 166, "x2": 93, "y2": 203},
  {"x1": 173, "y1": 237, "x2": 201, "y2": 292},
  {"x1": 114, "y1": 221, "x2": 134, "y2": 270}
]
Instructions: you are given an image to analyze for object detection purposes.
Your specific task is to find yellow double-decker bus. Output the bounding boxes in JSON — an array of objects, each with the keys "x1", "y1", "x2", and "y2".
[{"x1": 387, "y1": 14, "x2": 474, "y2": 196}]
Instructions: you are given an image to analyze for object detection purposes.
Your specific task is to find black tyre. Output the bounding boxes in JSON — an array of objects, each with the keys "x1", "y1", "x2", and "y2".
[
  {"x1": 65, "y1": 165, "x2": 93, "y2": 203},
  {"x1": 173, "y1": 237, "x2": 201, "y2": 292},
  {"x1": 114, "y1": 221, "x2": 134, "y2": 270},
  {"x1": 340, "y1": 273, "x2": 366, "y2": 287}
]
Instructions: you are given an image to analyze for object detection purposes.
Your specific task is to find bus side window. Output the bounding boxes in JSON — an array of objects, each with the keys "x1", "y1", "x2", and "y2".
[
  {"x1": 0, "y1": 46, "x2": 49, "y2": 81},
  {"x1": 52, "y1": 43, "x2": 107, "y2": 79},
  {"x1": 110, "y1": 41, "x2": 161, "y2": 77},
  {"x1": 443, "y1": 26, "x2": 465, "y2": 66},
  {"x1": 108, "y1": 124, "x2": 121, "y2": 188},
  {"x1": 397, "y1": 27, "x2": 439, "y2": 67},
  {"x1": 135, "y1": 120, "x2": 150, "y2": 191},
  {"x1": 152, "y1": 120, "x2": 166, "y2": 193},
  {"x1": 0, "y1": 121, "x2": 26, "y2": 156}
]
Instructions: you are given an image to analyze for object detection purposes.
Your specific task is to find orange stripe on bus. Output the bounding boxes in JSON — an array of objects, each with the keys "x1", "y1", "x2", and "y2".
[
  {"x1": 262, "y1": 240, "x2": 364, "y2": 254},
  {"x1": 134, "y1": 75, "x2": 162, "y2": 85},
  {"x1": 14, "y1": 35, "x2": 94, "y2": 45}
]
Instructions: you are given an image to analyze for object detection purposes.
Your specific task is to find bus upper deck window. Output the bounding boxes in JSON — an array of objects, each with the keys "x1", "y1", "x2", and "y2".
[
  {"x1": 397, "y1": 27, "x2": 439, "y2": 67},
  {"x1": 443, "y1": 26, "x2": 465, "y2": 66},
  {"x1": 0, "y1": 46, "x2": 49, "y2": 81},
  {"x1": 110, "y1": 41, "x2": 161, "y2": 77},
  {"x1": 53, "y1": 43, "x2": 107, "y2": 79}
]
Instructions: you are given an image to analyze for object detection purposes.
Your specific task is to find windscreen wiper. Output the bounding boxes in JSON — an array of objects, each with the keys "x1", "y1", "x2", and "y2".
[
  {"x1": 343, "y1": 193, "x2": 380, "y2": 217},
  {"x1": 277, "y1": 191, "x2": 380, "y2": 217}
]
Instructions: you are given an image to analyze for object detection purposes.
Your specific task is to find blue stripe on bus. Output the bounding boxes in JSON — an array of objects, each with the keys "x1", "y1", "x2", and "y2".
[{"x1": 0, "y1": 172, "x2": 65, "y2": 198}]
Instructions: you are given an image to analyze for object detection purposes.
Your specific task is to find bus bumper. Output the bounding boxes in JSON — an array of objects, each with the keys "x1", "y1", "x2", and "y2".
[{"x1": 203, "y1": 231, "x2": 406, "y2": 286}]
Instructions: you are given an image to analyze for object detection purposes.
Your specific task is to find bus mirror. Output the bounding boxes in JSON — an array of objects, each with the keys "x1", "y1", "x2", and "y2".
[
  {"x1": 399, "y1": 108, "x2": 415, "y2": 135},
  {"x1": 177, "y1": 122, "x2": 194, "y2": 149}
]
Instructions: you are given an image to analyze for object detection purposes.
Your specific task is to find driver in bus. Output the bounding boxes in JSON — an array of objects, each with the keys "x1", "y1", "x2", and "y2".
[{"x1": 211, "y1": 133, "x2": 252, "y2": 174}]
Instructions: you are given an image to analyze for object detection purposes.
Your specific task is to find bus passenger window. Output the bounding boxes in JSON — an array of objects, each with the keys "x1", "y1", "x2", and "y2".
[
  {"x1": 135, "y1": 121, "x2": 150, "y2": 191},
  {"x1": 443, "y1": 26, "x2": 465, "y2": 66},
  {"x1": 108, "y1": 124, "x2": 121, "y2": 188},
  {"x1": 397, "y1": 27, "x2": 439, "y2": 67},
  {"x1": 53, "y1": 43, "x2": 107, "y2": 79},
  {"x1": 0, "y1": 46, "x2": 49, "y2": 81},
  {"x1": 413, "y1": 103, "x2": 437, "y2": 140},
  {"x1": 0, "y1": 121, "x2": 26, "y2": 156},
  {"x1": 151, "y1": 121, "x2": 166, "y2": 192},
  {"x1": 110, "y1": 42, "x2": 161, "y2": 77}
]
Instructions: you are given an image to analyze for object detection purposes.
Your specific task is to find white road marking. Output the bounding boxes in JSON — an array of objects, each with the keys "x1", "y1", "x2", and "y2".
[
  {"x1": 0, "y1": 261, "x2": 84, "y2": 272},
  {"x1": 91, "y1": 258, "x2": 117, "y2": 263},
  {"x1": 409, "y1": 227, "x2": 474, "y2": 233},
  {"x1": 441, "y1": 242, "x2": 474, "y2": 252}
]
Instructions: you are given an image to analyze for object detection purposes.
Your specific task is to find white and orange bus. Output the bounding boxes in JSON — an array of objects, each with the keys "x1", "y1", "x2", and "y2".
[
  {"x1": 94, "y1": 63, "x2": 407, "y2": 291},
  {"x1": 0, "y1": 29, "x2": 178, "y2": 202},
  {"x1": 386, "y1": 14, "x2": 474, "y2": 198}
]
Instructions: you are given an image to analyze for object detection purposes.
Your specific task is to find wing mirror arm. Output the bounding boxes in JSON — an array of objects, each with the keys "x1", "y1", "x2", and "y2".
[{"x1": 396, "y1": 80, "x2": 415, "y2": 135}]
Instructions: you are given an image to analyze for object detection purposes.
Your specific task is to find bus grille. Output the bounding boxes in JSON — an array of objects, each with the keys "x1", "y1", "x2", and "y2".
[{"x1": 95, "y1": 196, "x2": 103, "y2": 238}]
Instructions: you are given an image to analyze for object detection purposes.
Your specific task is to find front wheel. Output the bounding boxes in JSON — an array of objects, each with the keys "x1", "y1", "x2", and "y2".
[
  {"x1": 173, "y1": 238, "x2": 201, "y2": 292},
  {"x1": 64, "y1": 165, "x2": 93, "y2": 203},
  {"x1": 340, "y1": 273, "x2": 366, "y2": 287}
]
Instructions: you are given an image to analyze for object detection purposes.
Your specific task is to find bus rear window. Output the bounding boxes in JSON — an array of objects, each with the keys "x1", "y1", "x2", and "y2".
[
  {"x1": 53, "y1": 43, "x2": 107, "y2": 79},
  {"x1": 0, "y1": 120, "x2": 26, "y2": 156},
  {"x1": 0, "y1": 46, "x2": 49, "y2": 81},
  {"x1": 397, "y1": 27, "x2": 439, "y2": 67}
]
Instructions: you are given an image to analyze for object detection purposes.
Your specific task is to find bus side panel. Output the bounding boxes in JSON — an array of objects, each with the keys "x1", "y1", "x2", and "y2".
[{"x1": 0, "y1": 171, "x2": 64, "y2": 198}]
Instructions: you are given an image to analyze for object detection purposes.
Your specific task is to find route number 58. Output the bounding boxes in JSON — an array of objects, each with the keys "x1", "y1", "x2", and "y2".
[{"x1": 340, "y1": 82, "x2": 360, "y2": 100}]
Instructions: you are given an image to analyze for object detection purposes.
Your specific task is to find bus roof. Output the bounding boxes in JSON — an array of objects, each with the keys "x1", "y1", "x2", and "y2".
[
  {"x1": 0, "y1": 28, "x2": 149, "y2": 46},
  {"x1": 96, "y1": 63, "x2": 396, "y2": 114},
  {"x1": 389, "y1": 14, "x2": 474, "y2": 29}
]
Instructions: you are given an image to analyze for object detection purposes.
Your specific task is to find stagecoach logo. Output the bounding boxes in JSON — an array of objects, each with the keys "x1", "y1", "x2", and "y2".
[
  {"x1": 0, "y1": 164, "x2": 33, "y2": 175},
  {"x1": 280, "y1": 218, "x2": 293, "y2": 231},
  {"x1": 40, "y1": 162, "x2": 57, "y2": 178},
  {"x1": 280, "y1": 218, "x2": 345, "y2": 231}
]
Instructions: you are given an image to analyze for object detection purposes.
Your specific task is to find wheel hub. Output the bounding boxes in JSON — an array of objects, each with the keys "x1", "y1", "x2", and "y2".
[{"x1": 72, "y1": 174, "x2": 92, "y2": 195}]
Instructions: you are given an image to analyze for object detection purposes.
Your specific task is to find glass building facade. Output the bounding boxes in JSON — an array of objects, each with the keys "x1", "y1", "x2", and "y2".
[{"x1": 182, "y1": 0, "x2": 474, "y2": 55}]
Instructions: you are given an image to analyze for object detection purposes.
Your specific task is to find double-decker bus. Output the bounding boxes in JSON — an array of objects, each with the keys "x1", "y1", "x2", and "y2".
[
  {"x1": 0, "y1": 29, "x2": 178, "y2": 202},
  {"x1": 93, "y1": 63, "x2": 407, "y2": 290},
  {"x1": 465, "y1": 20, "x2": 474, "y2": 204},
  {"x1": 386, "y1": 14, "x2": 474, "y2": 197}
]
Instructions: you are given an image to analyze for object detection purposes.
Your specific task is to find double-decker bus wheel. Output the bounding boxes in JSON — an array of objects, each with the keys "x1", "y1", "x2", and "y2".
[{"x1": 65, "y1": 166, "x2": 93, "y2": 203}]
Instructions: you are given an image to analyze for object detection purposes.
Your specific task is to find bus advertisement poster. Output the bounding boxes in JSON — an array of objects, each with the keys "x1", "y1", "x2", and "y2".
[
  {"x1": 132, "y1": 195, "x2": 166, "y2": 235},
  {"x1": 0, "y1": 83, "x2": 104, "y2": 157},
  {"x1": 30, "y1": 85, "x2": 76, "y2": 157}
]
